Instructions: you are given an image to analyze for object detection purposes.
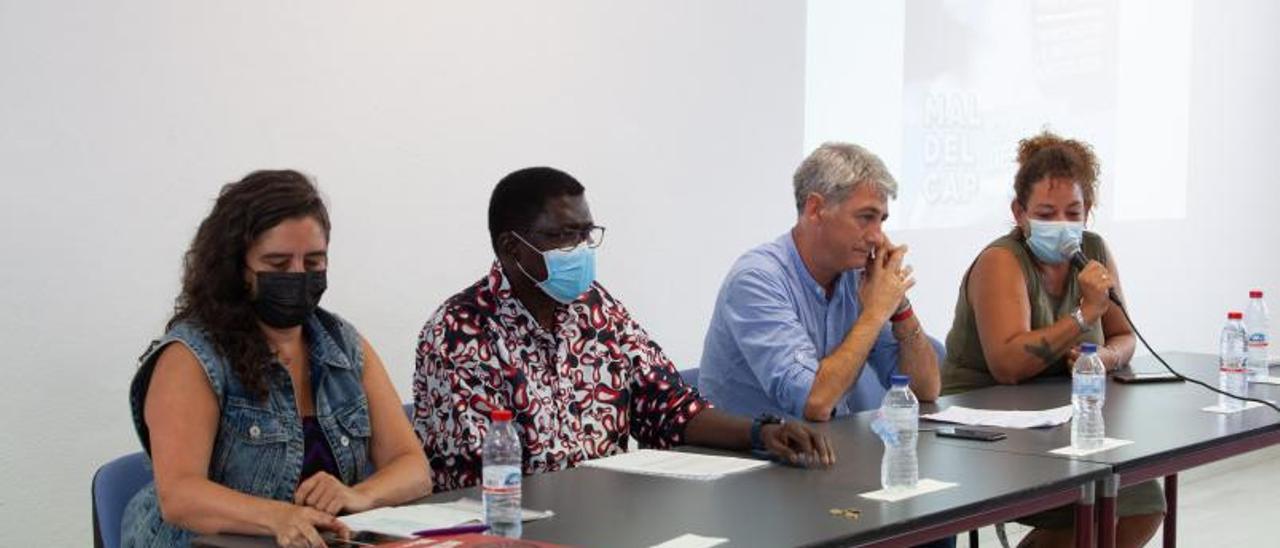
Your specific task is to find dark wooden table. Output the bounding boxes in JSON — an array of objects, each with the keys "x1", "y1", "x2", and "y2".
[
  {"x1": 197, "y1": 417, "x2": 1110, "y2": 547},
  {"x1": 925, "y1": 352, "x2": 1280, "y2": 548}
]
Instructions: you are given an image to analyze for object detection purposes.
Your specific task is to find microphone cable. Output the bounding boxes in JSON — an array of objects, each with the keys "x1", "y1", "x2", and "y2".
[
  {"x1": 1062, "y1": 238, "x2": 1278, "y2": 412},
  {"x1": 1111, "y1": 296, "x2": 1280, "y2": 414}
]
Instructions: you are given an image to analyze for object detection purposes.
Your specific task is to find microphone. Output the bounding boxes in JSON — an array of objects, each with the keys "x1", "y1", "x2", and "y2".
[
  {"x1": 1061, "y1": 238, "x2": 1089, "y2": 271},
  {"x1": 1060, "y1": 239, "x2": 1121, "y2": 305}
]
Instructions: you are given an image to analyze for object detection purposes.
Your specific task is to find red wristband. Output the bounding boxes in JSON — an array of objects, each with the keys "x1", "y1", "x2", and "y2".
[{"x1": 890, "y1": 305, "x2": 914, "y2": 323}]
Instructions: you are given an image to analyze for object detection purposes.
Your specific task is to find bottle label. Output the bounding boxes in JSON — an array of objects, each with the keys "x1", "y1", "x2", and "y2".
[
  {"x1": 871, "y1": 412, "x2": 902, "y2": 447},
  {"x1": 483, "y1": 465, "x2": 522, "y2": 495},
  {"x1": 1073, "y1": 374, "x2": 1105, "y2": 397},
  {"x1": 1247, "y1": 332, "x2": 1268, "y2": 348}
]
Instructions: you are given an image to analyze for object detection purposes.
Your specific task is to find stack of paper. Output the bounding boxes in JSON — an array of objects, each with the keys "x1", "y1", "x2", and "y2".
[
  {"x1": 1044, "y1": 437, "x2": 1136, "y2": 455},
  {"x1": 922, "y1": 405, "x2": 1073, "y2": 429},
  {"x1": 579, "y1": 449, "x2": 770, "y2": 480},
  {"x1": 860, "y1": 479, "x2": 958, "y2": 502},
  {"x1": 340, "y1": 498, "x2": 553, "y2": 538},
  {"x1": 1202, "y1": 401, "x2": 1267, "y2": 414},
  {"x1": 648, "y1": 533, "x2": 730, "y2": 548},
  {"x1": 1048, "y1": 438, "x2": 1133, "y2": 457}
]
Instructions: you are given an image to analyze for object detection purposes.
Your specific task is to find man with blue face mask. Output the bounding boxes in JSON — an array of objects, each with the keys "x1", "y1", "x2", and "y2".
[{"x1": 412, "y1": 167, "x2": 834, "y2": 493}]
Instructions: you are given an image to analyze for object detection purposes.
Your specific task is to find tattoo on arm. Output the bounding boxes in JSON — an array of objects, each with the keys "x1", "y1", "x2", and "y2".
[{"x1": 1023, "y1": 337, "x2": 1062, "y2": 366}]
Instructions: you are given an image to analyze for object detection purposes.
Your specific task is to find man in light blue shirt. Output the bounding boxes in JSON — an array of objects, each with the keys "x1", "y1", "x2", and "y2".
[{"x1": 700, "y1": 142, "x2": 943, "y2": 421}]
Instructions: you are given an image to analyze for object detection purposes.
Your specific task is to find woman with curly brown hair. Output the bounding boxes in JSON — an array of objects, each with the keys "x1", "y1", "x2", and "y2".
[
  {"x1": 121, "y1": 170, "x2": 431, "y2": 547},
  {"x1": 939, "y1": 131, "x2": 1163, "y2": 547}
]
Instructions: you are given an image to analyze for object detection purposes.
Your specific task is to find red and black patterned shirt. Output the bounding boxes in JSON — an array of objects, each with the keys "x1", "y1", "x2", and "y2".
[{"x1": 413, "y1": 262, "x2": 710, "y2": 492}]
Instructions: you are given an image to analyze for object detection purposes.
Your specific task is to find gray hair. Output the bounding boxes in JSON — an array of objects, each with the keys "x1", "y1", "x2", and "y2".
[{"x1": 792, "y1": 142, "x2": 897, "y2": 214}]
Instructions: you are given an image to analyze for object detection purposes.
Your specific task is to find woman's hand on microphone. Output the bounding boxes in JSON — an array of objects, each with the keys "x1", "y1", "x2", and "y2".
[{"x1": 1077, "y1": 260, "x2": 1114, "y2": 322}]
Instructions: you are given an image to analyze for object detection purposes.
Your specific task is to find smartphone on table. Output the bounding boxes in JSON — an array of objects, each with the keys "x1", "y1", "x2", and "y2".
[{"x1": 935, "y1": 427, "x2": 1006, "y2": 442}]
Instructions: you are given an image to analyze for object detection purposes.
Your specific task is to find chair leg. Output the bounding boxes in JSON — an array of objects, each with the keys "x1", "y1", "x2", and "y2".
[{"x1": 996, "y1": 522, "x2": 1011, "y2": 548}]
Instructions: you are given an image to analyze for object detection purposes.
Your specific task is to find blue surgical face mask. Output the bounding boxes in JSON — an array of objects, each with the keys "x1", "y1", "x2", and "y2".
[
  {"x1": 512, "y1": 233, "x2": 597, "y2": 304},
  {"x1": 1024, "y1": 219, "x2": 1084, "y2": 264}
]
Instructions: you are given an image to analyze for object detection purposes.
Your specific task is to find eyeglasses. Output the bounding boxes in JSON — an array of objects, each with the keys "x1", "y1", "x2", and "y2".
[{"x1": 527, "y1": 225, "x2": 607, "y2": 252}]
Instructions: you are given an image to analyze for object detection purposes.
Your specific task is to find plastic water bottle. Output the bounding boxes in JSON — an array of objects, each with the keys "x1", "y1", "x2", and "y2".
[
  {"x1": 1245, "y1": 290, "x2": 1270, "y2": 381},
  {"x1": 482, "y1": 409, "x2": 522, "y2": 538},
  {"x1": 879, "y1": 374, "x2": 919, "y2": 490},
  {"x1": 1219, "y1": 312, "x2": 1249, "y2": 411},
  {"x1": 1071, "y1": 343, "x2": 1106, "y2": 450}
]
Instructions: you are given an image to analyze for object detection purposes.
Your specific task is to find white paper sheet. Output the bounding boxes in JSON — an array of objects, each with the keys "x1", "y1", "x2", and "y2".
[
  {"x1": 434, "y1": 498, "x2": 554, "y2": 521},
  {"x1": 339, "y1": 504, "x2": 477, "y2": 538},
  {"x1": 1048, "y1": 438, "x2": 1134, "y2": 456},
  {"x1": 922, "y1": 405, "x2": 1073, "y2": 429},
  {"x1": 339, "y1": 498, "x2": 553, "y2": 538},
  {"x1": 1201, "y1": 401, "x2": 1266, "y2": 414},
  {"x1": 860, "y1": 478, "x2": 958, "y2": 502},
  {"x1": 578, "y1": 449, "x2": 770, "y2": 480},
  {"x1": 648, "y1": 533, "x2": 730, "y2": 548}
]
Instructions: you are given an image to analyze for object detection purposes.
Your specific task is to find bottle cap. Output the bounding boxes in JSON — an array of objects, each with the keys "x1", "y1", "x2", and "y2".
[
  {"x1": 1080, "y1": 343, "x2": 1098, "y2": 353},
  {"x1": 1228, "y1": 311, "x2": 1243, "y2": 320},
  {"x1": 1250, "y1": 290, "x2": 1264, "y2": 298},
  {"x1": 492, "y1": 409, "x2": 514, "y2": 421},
  {"x1": 890, "y1": 374, "x2": 910, "y2": 386}
]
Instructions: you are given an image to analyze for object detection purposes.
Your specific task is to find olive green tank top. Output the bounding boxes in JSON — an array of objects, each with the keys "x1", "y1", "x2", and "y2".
[{"x1": 941, "y1": 229, "x2": 1109, "y2": 395}]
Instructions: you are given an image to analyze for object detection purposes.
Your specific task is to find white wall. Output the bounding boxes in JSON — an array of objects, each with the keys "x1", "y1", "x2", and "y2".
[
  {"x1": 0, "y1": 1, "x2": 1276, "y2": 546},
  {"x1": 0, "y1": 1, "x2": 806, "y2": 545},
  {"x1": 902, "y1": 0, "x2": 1280, "y2": 361}
]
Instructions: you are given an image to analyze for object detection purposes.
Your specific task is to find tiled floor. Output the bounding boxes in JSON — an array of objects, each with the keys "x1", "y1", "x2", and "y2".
[{"x1": 957, "y1": 445, "x2": 1280, "y2": 547}]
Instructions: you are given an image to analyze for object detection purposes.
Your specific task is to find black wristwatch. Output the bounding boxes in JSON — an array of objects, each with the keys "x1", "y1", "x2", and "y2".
[{"x1": 750, "y1": 413, "x2": 784, "y2": 451}]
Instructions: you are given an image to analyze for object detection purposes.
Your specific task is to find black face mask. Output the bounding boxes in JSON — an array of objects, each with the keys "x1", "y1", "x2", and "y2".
[{"x1": 251, "y1": 271, "x2": 327, "y2": 328}]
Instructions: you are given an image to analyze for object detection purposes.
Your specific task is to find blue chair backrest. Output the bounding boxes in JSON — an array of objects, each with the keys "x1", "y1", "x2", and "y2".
[
  {"x1": 92, "y1": 451, "x2": 152, "y2": 548},
  {"x1": 679, "y1": 367, "x2": 699, "y2": 388},
  {"x1": 89, "y1": 402, "x2": 426, "y2": 547}
]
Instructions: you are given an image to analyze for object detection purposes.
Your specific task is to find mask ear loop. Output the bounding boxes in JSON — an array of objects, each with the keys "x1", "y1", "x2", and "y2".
[{"x1": 508, "y1": 232, "x2": 550, "y2": 285}]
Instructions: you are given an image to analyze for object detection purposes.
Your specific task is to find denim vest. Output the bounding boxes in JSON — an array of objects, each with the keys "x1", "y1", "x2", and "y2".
[{"x1": 121, "y1": 309, "x2": 371, "y2": 547}]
